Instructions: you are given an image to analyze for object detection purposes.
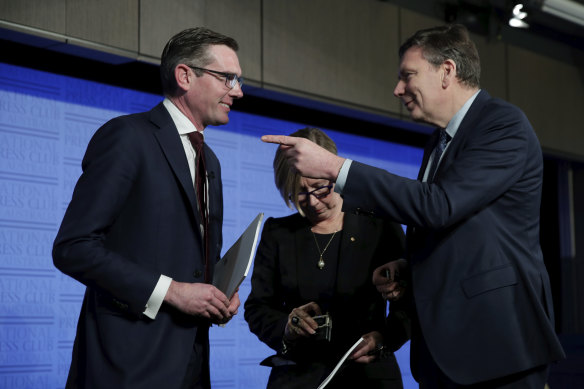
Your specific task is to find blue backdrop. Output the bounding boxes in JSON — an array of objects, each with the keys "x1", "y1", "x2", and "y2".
[{"x1": 0, "y1": 62, "x2": 422, "y2": 388}]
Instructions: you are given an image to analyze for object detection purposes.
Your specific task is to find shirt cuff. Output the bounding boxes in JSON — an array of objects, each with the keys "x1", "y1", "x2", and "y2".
[
  {"x1": 143, "y1": 275, "x2": 172, "y2": 320},
  {"x1": 334, "y1": 159, "x2": 352, "y2": 194}
]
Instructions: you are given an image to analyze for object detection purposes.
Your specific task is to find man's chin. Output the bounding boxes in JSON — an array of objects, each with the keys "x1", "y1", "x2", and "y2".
[
  {"x1": 409, "y1": 111, "x2": 429, "y2": 124},
  {"x1": 211, "y1": 117, "x2": 230, "y2": 126},
  {"x1": 408, "y1": 111, "x2": 422, "y2": 122}
]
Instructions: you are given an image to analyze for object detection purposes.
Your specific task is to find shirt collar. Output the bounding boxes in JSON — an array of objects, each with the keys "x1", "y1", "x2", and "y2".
[
  {"x1": 443, "y1": 89, "x2": 481, "y2": 139},
  {"x1": 162, "y1": 98, "x2": 203, "y2": 137}
]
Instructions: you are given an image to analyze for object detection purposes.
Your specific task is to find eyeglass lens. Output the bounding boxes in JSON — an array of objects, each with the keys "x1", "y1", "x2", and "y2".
[
  {"x1": 189, "y1": 66, "x2": 242, "y2": 89},
  {"x1": 226, "y1": 74, "x2": 243, "y2": 89},
  {"x1": 299, "y1": 185, "x2": 332, "y2": 200}
]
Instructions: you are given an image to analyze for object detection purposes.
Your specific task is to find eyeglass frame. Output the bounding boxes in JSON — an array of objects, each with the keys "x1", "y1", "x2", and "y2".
[
  {"x1": 294, "y1": 184, "x2": 334, "y2": 202},
  {"x1": 187, "y1": 65, "x2": 243, "y2": 89}
]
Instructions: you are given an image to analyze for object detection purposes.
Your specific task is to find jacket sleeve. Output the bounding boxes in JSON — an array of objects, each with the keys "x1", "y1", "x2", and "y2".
[
  {"x1": 342, "y1": 101, "x2": 534, "y2": 230},
  {"x1": 52, "y1": 116, "x2": 160, "y2": 315}
]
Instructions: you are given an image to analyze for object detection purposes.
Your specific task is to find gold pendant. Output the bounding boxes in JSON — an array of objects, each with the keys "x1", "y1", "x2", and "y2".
[{"x1": 317, "y1": 256, "x2": 325, "y2": 269}]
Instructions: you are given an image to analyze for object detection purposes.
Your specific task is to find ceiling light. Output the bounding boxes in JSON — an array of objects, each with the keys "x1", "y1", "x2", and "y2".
[{"x1": 509, "y1": 4, "x2": 529, "y2": 28}]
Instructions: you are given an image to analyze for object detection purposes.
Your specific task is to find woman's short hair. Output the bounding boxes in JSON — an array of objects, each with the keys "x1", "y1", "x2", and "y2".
[{"x1": 273, "y1": 127, "x2": 337, "y2": 211}]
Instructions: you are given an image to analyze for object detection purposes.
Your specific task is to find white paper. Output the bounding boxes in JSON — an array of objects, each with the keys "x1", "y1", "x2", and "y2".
[
  {"x1": 212, "y1": 213, "x2": 264, "y2": 298},
  {"x1": 317, "y1": 337, "x2": 365, "y2": 389}
]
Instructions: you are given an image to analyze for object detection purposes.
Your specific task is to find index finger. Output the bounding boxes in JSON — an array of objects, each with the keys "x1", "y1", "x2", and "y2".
[
  {"x1": 300, "y1": 301, "x2": 322, "y2": 317},
  {"x1": 350, "y1": 339, "x2": 370, "y2": 359},
  {"x1": 261, "y1": 135, "x2": 296, "y2": 146}
]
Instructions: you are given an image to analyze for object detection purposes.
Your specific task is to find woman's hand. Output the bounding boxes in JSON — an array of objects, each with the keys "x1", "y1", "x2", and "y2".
[
  {"x1": 284, "y1": 302, "x2": 322, "y2": 341},
  {"x1": 349, "y1": 331, "x2": 385, "y2": 364}
]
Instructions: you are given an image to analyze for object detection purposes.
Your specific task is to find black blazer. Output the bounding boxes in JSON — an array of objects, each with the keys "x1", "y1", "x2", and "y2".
[
  {"x1": 244, "y1": 212, "x2": 408, "y2": 387},
  {"x1": 53, "y1": 102, "x2": 223, "y2": 388},
  {"x1": 341, "y1": 90, "x2": 565, "y2": 384}
]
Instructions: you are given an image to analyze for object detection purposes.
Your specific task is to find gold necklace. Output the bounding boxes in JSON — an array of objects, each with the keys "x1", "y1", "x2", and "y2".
[{"x1": 311, "y1": 230, "x2": 338, "y2": 270}]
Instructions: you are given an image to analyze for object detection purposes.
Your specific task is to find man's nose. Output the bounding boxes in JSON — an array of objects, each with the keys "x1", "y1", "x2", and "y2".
[
  {"x1": 393, "y1": 80, "x2": 404, "y2": 98},
  {"x1": 230, "y1": 82, "x2": 243, "y2": 98}
]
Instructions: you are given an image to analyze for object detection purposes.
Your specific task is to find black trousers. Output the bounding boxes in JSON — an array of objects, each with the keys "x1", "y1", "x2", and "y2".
[{"x1": 266, "y1": 353, "x2": 404, "y2": 389}]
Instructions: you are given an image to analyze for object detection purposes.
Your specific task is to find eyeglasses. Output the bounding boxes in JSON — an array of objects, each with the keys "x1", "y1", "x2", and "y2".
[
  {"x1": 296, "y1": 185, "x2": 333, "y2": 202},
  {"x1": 188, "y1": 65, "x2": 243, "y2": 89}
]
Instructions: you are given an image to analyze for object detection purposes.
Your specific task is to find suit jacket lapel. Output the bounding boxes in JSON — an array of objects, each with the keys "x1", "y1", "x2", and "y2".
[
  {"x1": 433, "y1": 90, "x2": 490, "y2": 179},
  {"x1": 336, "y1": 213, "x2": 375, "y2": 292},
  {"x1": 149, "y1": 103, "x2": 200, "y2": 224}
]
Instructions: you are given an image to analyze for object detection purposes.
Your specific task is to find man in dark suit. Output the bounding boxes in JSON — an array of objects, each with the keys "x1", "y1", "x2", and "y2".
[
  {"x1": 53, "y1": 27, "x2": 243, "y2": 389},
  {"x1": 262, "y1": 24, "x2": 565, "y2": 388}
]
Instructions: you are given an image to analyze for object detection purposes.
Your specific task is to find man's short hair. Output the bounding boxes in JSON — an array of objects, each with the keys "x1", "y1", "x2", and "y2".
[
  {"x1": 399, "y1": 24, "x2": 480, "y2": 88},
  {"x1": 160, "y1": 27, "x2": 239, "y2": 96}
]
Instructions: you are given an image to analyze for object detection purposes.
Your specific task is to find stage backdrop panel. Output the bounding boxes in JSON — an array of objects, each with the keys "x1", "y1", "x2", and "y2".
[{"x1": 0, "y1": 62, "x2": 422, "y2": 389}]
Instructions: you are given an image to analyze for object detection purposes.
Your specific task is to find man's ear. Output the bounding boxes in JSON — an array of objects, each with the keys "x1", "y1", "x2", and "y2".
[
  {"x1": 441, "y1": 59, "x2": 456, "y2": 88},
  {"x1": 174, "y1": 64, "x2": 192, "y2": 92}
]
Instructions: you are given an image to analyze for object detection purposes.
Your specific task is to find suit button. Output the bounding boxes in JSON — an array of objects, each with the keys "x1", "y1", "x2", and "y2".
[{"x1": 194, "y1": 270, "x2": 202, "y2": 278}]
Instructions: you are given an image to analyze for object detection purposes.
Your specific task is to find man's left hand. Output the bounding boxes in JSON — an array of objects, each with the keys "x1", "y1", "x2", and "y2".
[
  {"x1": 261, "y1": 135, "x2": 345, "y2": 181},
  {"x1": 372, "y1": 259, "x2": 408, "y2": 301}
]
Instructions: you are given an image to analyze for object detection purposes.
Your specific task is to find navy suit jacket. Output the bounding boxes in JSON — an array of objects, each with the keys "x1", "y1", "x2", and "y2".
[
  {"x1": 53, "y1": 102, "x2": 223, "y2": 388},
  {"x1": 341, "y1": 90, "x2": 565, "y2": 384},
  {"x1": 244, "y1": 212, "x2": 408, "y2": 387}
]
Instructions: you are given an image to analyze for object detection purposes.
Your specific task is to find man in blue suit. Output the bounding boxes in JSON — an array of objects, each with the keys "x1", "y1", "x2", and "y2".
[
  {"x1": 53, "y1": 27, "x2": 243, "y2": 389},
  {"x1": 262, "y1": 24, "x2": 565, "y2": 388}
]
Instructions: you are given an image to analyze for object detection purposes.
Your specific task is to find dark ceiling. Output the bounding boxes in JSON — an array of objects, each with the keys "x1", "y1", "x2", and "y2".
[{"x1": 385, "y1": 0, "x2": 584, "y2": 58}]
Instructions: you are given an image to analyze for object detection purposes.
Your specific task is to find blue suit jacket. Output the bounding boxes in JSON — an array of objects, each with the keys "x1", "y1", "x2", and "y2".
[
  {"x1": 53, "y1": 102, "x2": 223, "y2": 388},
  {"x1": 341, "y1": 90, "x2": 565, "y2": 384}
]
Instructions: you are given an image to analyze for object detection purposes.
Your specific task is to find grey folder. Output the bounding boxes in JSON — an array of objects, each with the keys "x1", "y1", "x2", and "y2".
[{"x1": 213, "y1": 213, "x2": 264, "y2": 298}]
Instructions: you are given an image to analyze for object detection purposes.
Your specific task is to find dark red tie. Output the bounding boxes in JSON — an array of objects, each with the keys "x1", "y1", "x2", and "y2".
[{"x1": 187, "y1": 131, "x2": 209, "y2": 282}]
